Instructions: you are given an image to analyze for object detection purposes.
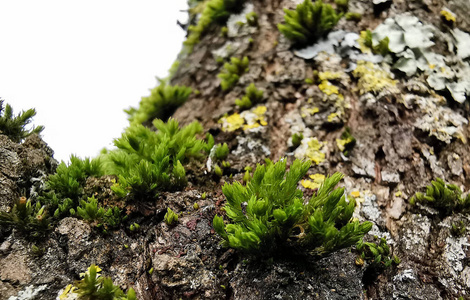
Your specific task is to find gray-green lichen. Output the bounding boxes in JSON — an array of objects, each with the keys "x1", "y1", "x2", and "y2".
[{"x1": 370, "y1": 13, "x2": 470, "y2": 103}]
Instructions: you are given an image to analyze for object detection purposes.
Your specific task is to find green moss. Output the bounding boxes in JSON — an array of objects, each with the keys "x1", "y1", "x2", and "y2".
[
  {"x1": 39, "y1": 155, "x2": 104, "y2": 219},
  {"x1": 410, "y1": 178, "x2": 470, "y2": 216},
  {"x1": 103, "y1": 118, "x2": 209, "y2": 200},
  {"x1": 304, "y1": 78, "x2": 314, "y2": 84},
  {"x1": 77, "y1": 196, "x2": 105, "y2": 221},
  {"x1": 126, "y1": 83, "x2": 192, "y2": 125},
  {"x1": 451, "y1": 221, "x2": 466, "y2": 237},
  {"x1": 129, "y1": 223, "x2": 140, "y2": 231},
  {"x1": 334, "y1": 0, "x2": 348, "y2": 13},
  {"x1": 0, "y1": 100, "x2": 44, "y2": 143},
  {"x1": 345, "y1": 12, "x2": 362, "y2": 22},
  {"x1": 218, "y1": 56, "x2": 249, "y2": 91},
  {"x1": 245, "y1": 11, "x2": 258, "y2": 26},
  {"x1": 164, "y1": 208, "x2": 179, "y2": 225},
  {"x1": 0, "y1": 197, "x2": 49, "y2": 239},
  {"x1": 336, "y1": 127, "x2": 356, "y2": 156},
  {"x1": 277, "y1": 0, "x2": 342, "y2": 47},
  {"x1": 359, "y1": 30, "x2": 389, "y2": 56},
  {"x1": 291, "y1": 132, "x2": 304, "y2": 148},
  {"x1": 214, "y1": 143, "x2": 229, "y2": 160},
  {"x1": 220, "y1": 26, "x2": 229, "y2": 37},
  {"x1": 356, "y1": 237, "x2": 400, "y2": 270},
  {"x1": 184, "y1": 0, "x2": 245, "y2": 53},
  {"x1": 71, "y1": 265, "x2": 136, "y2": 300},
  {"x1": 235, "y1": 83, "x2": 264, "y2": 110},
  {"x1": 214, "y1": 164, "x2": 223, "y2": 176},
  {"x1": 213, "y1": 159, "x2": 372, "y2": 257}
]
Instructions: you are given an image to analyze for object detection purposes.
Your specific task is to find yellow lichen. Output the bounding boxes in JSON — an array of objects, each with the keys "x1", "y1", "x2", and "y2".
[
  {"x1": 336, "y1": 138, "x2": 347, "y2": 152},
  {"x1": 327, "y1": 113, "x2": 339, "y2": 123},
  {"x1": 219, "y1": 113, "x2": 245, "y2": 132},
  {"x1": 301, "y1": 107, "x2": 319, "y2": 117},
  {"x1": 243, "y1": 123, "x2": 260, "y2": 130},
  {"x1": 253, "y1": 105, "x2": 267, "y2": 116},
  {"x1": 319, "y1": 71, "x2": 344, "y2": 81},
  {"x1": 294, "y1": 137, "x2": 326, "y2": 165},
  {"x1": 350, "y1": 191, "x2": 361, "y2": 198},
  {"x1": 440, "y1": 9, "x2": 456, "y2": 23},
  {"x1": 301, "y1": 173, "x2": 326, "y2": 190},
  {"x1": 219, "y1": 106, "x2": 268, "y2": 132},
  {"x1": 318, "y1": 80, "x2": 339, "y2": 95},
  {"x1": 305, "y1": 138, "x2": 326, "y2": 164},
  {"x1": 352, "y1": 61, "x2": 398, "y2": 95},
  {"x1": 394, "y1": 191, "x2": 402, "y2": 197}
]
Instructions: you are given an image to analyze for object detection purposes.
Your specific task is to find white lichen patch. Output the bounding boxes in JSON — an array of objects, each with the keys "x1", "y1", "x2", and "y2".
[
  {"x1": 360, "y1": 192, "x2": 382, "y2": 223},
  {"x1": 393, "y1": 269, "x2": 416, "y2": 283},
  {"x1": 284, "y1": 109, "x2": 314, "y2": 149},
  {"x1": 212, "y1": 41, "x2": 242, "y2": 61},
  {"x1": 368, "y1": 13, "x2": 470, "y2": 102},
  {"x1": 226, "y1": 3, "x2": 256, "y2": 38},
  {"x1": 402, "y1": 214, "x2": 431, "y2": 256},
  {"x1": 8, "y1": 285, "x2": 47, "y2": 300},
  {"x1": 233, "y1": 135, "x2": 271, "y2": 158},
  {"x1": 444, "y1": 235, "x2": 469, "y2": 273},
  {"x1": 401, "y1": 94, "x2": 468, "y2": 144}
]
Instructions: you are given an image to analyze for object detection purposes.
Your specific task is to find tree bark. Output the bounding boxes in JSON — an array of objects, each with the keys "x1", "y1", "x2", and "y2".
[{"x1": 1, "y1": 0, "x2": 470, "y2": 299}]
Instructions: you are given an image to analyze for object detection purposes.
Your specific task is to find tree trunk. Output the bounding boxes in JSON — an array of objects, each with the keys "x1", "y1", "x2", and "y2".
[{"x1": 1, "y1": 0, "x2": 470, "y2": 299}]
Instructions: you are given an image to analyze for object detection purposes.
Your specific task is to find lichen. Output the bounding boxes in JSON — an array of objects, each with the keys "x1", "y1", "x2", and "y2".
[
  {"x1": 401, "y1": 94, "x2": 468, "y2": 143},
  {"x1": 219, "y1": 105, "x2": 268, "y2": 132},
  {"x1": 440, "y1": 8, "x2": 456, "y2": 23},
  {"x1": 8, "y1": 285, "x2": 48, "y2": 300},
  {"x1": 294, "y1": 137, "x2": 327, "y2": 165},
  {"x1": 352, "y1": 61, "x2": 398, "y2": 95},
  {"x1": 318, "y1": 80, "x2": 339, "y2": 96},
  {"x1": 318, "y1": 71, "x2": 344, "y2": 81},
  {"x1": 300, "y1": 106, "x2": 319, "y2": 118},
  {"x1": 301, "y1": 173, "x2": 325, "y2": 189}
]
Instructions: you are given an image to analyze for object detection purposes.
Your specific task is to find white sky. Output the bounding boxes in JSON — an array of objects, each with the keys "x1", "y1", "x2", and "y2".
[{"x1": 0, "y1": 1, "x2": 188, "y2": 163}]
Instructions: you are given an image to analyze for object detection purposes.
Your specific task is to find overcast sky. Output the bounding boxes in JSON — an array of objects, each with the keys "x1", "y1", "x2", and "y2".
[{"x1": 0, "y1": 1, "x2": 188, "y2": 162}]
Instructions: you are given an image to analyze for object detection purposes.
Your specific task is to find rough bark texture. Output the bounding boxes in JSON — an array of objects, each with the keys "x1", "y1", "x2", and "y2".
[{"x1": 2, "y1": 0, "x2": 470, "y2": 299}]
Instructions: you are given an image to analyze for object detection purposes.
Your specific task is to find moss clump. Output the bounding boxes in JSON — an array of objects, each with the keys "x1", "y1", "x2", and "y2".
[
  {"x1": 291, "y1": 132, "x2": 304, "y2": 148},
  {"x1": 218, "y1": 56, "x2": 249, "y2": 91},
  {"x1": 0, "y1": 197, "x2": 49, "y2": 239},
  {"x1": 358, "y1": 30, "x2": 389, "y2": 56},
  {"x1": 356, "y1": 237, "x2": 400, "y2": 270},
  {"x1": 104, "y1": 118, "x2": 209, "y2": 199},
  {"x1": 336, "y1": 127, "x2": 356, "y2": 156},
  {"x1": 235, "y1": 83, "x2": 264, "y2": 109},
  {"x1": 410, "y1": 178, "x2": 470, "y2": 216},
  {"x1": 65, "y1": 265, "x2": 137, "y2": 300},
  {"x1": 213, "y1": 159, "x2": 372, "y2": 257},
  {"x1": 126, "y1": 83, "x2": 192, "y2": 125},
  {"x1": 0, "y1": 99, "x2": 44, "y2": 143},
  {"x1": 214, "y1": 143, "x2": 230, "y2": 160},
  {"x1": 164, "y1": 208, "x2": 179, "y2": 225},
  {"x1": 345, "y1": 12, "x2": 362, "y2": 22},
  {"x1": 245, "y1": 11, "x2": 258, "y2": 26},
  {"x1": 184, "y1": 0, "x2": 245, "y2": 53},
  {"x1": 278, "y1": 0, "x2": 342, "y2": 47},
  {"x1": 40, "y1": 155, "x2": 104, "y2": 219}
]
